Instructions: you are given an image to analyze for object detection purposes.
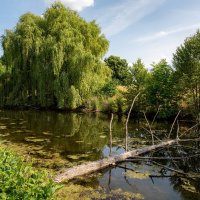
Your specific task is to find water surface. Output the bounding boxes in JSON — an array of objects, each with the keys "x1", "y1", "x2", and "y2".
[{"x1": 0, "y1": 110, "x2": 199, "y2": 199}]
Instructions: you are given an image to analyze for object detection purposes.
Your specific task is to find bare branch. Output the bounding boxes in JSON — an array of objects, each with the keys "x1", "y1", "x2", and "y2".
[
  {"x1": 141, "y1": 127, "x2": 161, "y2": 142},
  {"x1": 168, "y1": 110, "x2": 181, "y2": 139},
  {"x1": 125, "y1": 93, "x2": 140, "y2": 152},
  {"x1": 143, "y1": 112, "x2": 154, "y2": 145},
  {"x1": 151, "y1": 105, "x2": 161, "y2": 127},
  {"x1": 179, "y1": 123, "x2": 199, "y2": 138},
  {"x1": 176, "y1": 120, "x2": 180, "y2": 139},
  {"x1": 109, "y1": 113, "x2": 114, "y2": 156}
]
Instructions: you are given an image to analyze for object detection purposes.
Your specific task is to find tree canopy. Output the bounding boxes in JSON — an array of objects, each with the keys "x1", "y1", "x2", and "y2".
[
  {"x1": 1, "y1": 3, "x2": 200, "y2": 119},
  {"x1": 130, "y1": 58, "x2": 149, "y2": 91},
  {"x1": 0, "y1": 2, "x2": 111, "y2": 109},
  {"x1": 173, "y1": 30, "x2": 200, "y2": 116},
  {"x1": 146, "y1": 59, "x2": 178, "y2": 117},
  {"x1": 104, "y1": 55, "x2": 132, "y2": 85}
]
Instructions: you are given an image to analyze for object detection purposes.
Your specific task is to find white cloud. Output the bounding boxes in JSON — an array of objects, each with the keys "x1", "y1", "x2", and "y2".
[
  {"x1": 101, "y1": 0, "x2": 166, "y2": 37},
  {"x1": 130, "y1": 27, "x2": 199, "y2": 68},
  {"x1": 45, "y1": 0, "x2": 94, "y2": 11},
  {"x1": 135, "y1": 23, "x2": 200, "y2": 43}
]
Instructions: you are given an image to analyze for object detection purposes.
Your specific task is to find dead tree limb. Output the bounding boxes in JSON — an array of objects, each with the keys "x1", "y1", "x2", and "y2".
[
  {"x1": 168, "y1": 110, "x2": 181, "y2": 138},
  {"x1": 152, "y1": 161, "x2": 200, "y2": 179},
  {"x1": 125, "y1": 93, "x2": 140, "y2": 151},
  {"x1": 179, "y1": 123, "x2": 199, "y2": 138},
  {"x1": 118, "y1": 165, "x2": 198, "y2": 179},
  {"x1": 151, "y1": 105, "x2": 161, "y2": 127},
  {"x1": 176, "y1": 120, "x2": 180, "y2": 139},
  {"x1": 109, "y1": 113, "x2": 114, "y2": 155},
  {"x1": 141, "y1": 126, "x2": 161, "y2": 142},
  {"x1": 125, "y1": 154, "x2": 200, "y2": 161},
  {"x1": 143, "y1": 112, "x2": 155, "y2": 145},
  {"x1": 54, "y1": 139, "x2": 177, "y2": 183}
]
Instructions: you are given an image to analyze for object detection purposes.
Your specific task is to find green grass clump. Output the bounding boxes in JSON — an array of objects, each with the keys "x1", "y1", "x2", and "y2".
[{"x1": 0, "y1": 148, "x2": 59, "y2": 200}]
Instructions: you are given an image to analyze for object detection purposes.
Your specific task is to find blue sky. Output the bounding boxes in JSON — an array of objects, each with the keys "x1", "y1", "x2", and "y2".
[{"x1": 1, "y1": 0, "x2": 200, "y2": 68}]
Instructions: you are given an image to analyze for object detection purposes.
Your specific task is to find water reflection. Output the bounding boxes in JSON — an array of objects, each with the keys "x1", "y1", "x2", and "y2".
[{"x1": 0, "y1": 110, "x2": 200, "y2": 199}]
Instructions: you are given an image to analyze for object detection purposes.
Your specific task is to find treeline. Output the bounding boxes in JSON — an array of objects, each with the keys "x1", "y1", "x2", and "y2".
[
  {"x1": 104, "y1": 32, "x2": 200, "y2": 119},
  {"x1": 0, "y1": 2, "x2": 200, "y2": 119}
]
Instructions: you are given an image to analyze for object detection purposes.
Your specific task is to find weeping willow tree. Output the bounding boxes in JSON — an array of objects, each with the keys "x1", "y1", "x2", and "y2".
[{"x1": 1, "y1": 2, "x2": 111, "y2": 109}]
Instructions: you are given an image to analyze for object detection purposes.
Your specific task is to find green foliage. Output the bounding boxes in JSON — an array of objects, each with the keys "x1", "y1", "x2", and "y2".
[
  {"x1": 130, "y1": 59, "x2": 149, "y2": 91},
  {"x1": 116, "y1": 96, "x2": 127, "y2": 113},
  {"x1": 0, "y1": 60, "x2": 5, "y2": 75},
  {"x1": 125, "y1": 59, "x2": 149, "y2": 114},
  {"x1": 126, "y1": 59, "x2": 179, "y2": 118},
  {"x1": 0, "y1": 148, "x2": 59, "y2": 200},
  {"x1": 85, "y1": 97, "x2": 101, "y2": 111},
  {"x1": 67, "y1": 86, "x2": 82, "y2": 109},
  {"x1": 173, "y1": 30, "x2": 200, "y2": 116},
  {"x1": 106, "y1": 98, "x2": 118, "y2": 113},
  {"x1": 147, "y1": 59, "x2": 178, "y2": 118},
  {"x1": 104, "y1": 55, "x2": 132, "y2": 85},
  {"x1": 1, "y1": 2, "x2": 111, "y2": 109},
  {"x1": 100, "y1": 80, "x2": 117, "y2": 97}
]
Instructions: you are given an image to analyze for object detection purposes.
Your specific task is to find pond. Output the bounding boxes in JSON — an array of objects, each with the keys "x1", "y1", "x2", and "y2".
[{"x1": 0, "y1": 110, "x2": 200, "y2": 200}]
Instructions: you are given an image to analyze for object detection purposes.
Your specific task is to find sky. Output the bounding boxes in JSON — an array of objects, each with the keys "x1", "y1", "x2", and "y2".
[{"x1": 1, "y1": 0, "x2": 200, "y2": 68}]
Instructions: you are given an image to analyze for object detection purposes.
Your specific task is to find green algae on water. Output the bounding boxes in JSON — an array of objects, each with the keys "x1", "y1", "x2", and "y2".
[
  {"x1": 123, "y1": 171, "x2": 150, "y2": 180},
  {"x1": 55, "y1": 184, "x2": 144, "y2": 200}
]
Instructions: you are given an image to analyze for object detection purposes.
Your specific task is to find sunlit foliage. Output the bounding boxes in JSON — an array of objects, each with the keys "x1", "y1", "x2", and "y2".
[
  {"x1": 1, "y1": 2, "x2": 111, "y2": 109},
  {"x1": 173, "y1": 30, "x2": 200, "y2": 117}
]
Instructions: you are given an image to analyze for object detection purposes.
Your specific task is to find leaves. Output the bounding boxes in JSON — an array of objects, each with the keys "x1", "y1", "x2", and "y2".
[
  {"x1": 0, "y1": 149, "x2": 58, "y2": 199},
  {"x1": 173, "y1": 30, "x2": 200, "y2": 117},
  {"x1": 0, "y1": 2, "x2": 111, "y2": 109},
  {"x1": 105, "y1": 55, "x2": 132, "y2": 86}
]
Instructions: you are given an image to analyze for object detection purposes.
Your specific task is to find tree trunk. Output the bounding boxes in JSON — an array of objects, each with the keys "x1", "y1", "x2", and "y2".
[{"x1": 54, "y1": 139, "x2": 177, "y2": 183}]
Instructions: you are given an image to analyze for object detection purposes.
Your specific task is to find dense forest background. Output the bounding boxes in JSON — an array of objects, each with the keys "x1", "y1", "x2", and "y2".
[{"x1": 0, "y1": 2, "x2": 200, "y2": 120}]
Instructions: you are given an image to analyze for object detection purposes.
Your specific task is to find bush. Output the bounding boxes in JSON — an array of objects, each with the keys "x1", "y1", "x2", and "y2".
[
  {"x1": 116, "y1": 97, "x2": 127, "y2": 113},
  {"x1": 0, "y1": 149, "x2": 59, "y2": 200},
  {"x1": 100, "y1": 81, "x2": 117, "y2": 97}
]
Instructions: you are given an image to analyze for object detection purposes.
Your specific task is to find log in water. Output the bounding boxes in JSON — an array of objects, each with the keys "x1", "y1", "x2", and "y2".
[{"x1": 54, "y1": 139, "x2": 177, "y2": 183}]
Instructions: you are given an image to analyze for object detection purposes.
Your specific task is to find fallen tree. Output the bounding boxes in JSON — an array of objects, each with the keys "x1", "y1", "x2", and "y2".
[
  {"x1": 54, "y1": 139, "x2": 177, "y2": 183},
  {"x1": 54, "y1": 100, "x2": 199, "y2": 183}
]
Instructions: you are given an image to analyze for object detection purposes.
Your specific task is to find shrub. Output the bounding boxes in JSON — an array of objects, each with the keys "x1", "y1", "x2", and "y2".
[
  {"x1": 0, "y1": 149, "x2": 59, "y2": 200},
  {"x1": 100, "y1": 81, "x2": 117, "y2": 97}
]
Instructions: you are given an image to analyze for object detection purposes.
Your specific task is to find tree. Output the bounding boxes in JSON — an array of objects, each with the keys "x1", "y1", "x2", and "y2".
[
  {"x1": 1, "y1": 2, "x2": 111, "y2": 109},
  {"x1": 146, "y1": 59, "x2": 178, "y2": 118},
  {"x1": 104, "y1": 55, "x2": 132, "y2": 85},
  {"x1": 130, "y1": 58, "x2": 149, "y2": 91},
  {"x1": 126, "y1": 59, "x2": 149, "y2": 113},
  {"x1": 173, "y1": 30, "x2": 200, "y2": 116},
  {"x1": 0, "y1": 58, "x2": 5, "y2": 75}
]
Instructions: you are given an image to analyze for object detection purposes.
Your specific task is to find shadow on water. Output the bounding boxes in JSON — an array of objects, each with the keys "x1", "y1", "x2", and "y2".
[{"x1": 0, "y1": 110, "x2": 200, "y2": 199}]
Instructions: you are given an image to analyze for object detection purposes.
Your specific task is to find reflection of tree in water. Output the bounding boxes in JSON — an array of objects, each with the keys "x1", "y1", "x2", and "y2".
[
  {"x1": 0, "y1": 111, "x2": 111, "y2": 159},
  {"x1": 0, "y1": 111, "x2": 131, "y2": 163},
  {"x1": 170, "y1": 176, "x2": 200, "y2": 200},
  {"x1": 157, "y1": 143, "x2": 200, "y2": 200}
]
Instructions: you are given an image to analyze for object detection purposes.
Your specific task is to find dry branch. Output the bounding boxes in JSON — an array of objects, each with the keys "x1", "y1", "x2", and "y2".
[
  {"x1": 54, "y1": 139, "x2": 177, "y2": 183},
  {"x1": 152, "y1": 161, "x2": 200, "y2": 179},
  {"x1": 168, "y1": 110, "x2": 181, "y2": 138},
  {"x1": 143, "y1": 112, "x2": 155, "y2": 145},
  {"x1": 151, "y1": 105, "x2": 161, "y2": 127},
  {"x1": 179, "y1": 123, "x2": 199, "y2": 138},
  {"x1": 118, "y1": 165, "x2": 198, "y2": 179},
  {"x1": 125, "y1": 154, "x2": 200, "y2": 161},
  {"x1": 125, "y1": 93, "x2": 140, "y2": 151},
  {"x1": 109, "y1": 113, "x2": 114, "y2": 155}
]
